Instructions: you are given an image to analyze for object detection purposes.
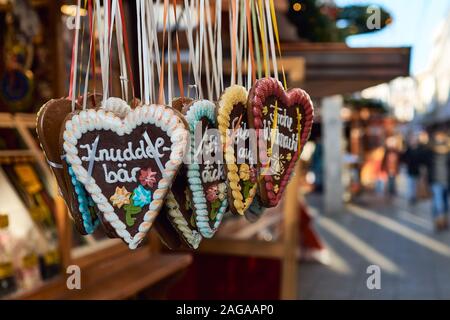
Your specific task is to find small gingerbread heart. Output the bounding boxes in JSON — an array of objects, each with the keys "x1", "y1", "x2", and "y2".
[
  {"x1": 183, "y1": 100, "x2": 228, "y2": 238},
  {"x1": 62, "y1": 99, "x2": 189, "y2": 249},
  {"x1": 218, "y1": 85, "x2": 258, "y2": 215},
  {"x1": 37, "y1": 98, "x2": 100, "y2": 235},
  {"x1": 156, "y1": 97, "x2": 202, "y2": 249},
  {"x1": 248, "y1": 78, "x2": 314, "y2": 207}
]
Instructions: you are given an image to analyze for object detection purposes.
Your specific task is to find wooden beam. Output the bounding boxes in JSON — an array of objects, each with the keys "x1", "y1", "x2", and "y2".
[
  {"x1": 199, "y1": 238, "x2": 285, "y2": 259},
  {"x1": 9, "y1": 251, "x2": 192, "y2": 300},
  {"x1": 280, "y1": 163, "x2": 300, "y2": 300}
]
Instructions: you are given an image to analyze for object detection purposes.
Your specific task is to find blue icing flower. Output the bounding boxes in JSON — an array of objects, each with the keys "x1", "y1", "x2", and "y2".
[{"x1": 132, "y1": 185, "x2": 152, "y2": 207}]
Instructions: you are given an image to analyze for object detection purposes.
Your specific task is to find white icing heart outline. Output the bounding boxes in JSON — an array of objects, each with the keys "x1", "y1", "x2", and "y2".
[
  {"x1": 217, "y1": 85, "x2": 258, "y2": 215},
  {"x1": 63, "y1": 104, "x2": 189, "y2": 249},
  {"x1": 185, "y1": 100, "x2": 228, "y2": 238},
  {"x1": 165, "y1": 191, "x2": 202, "y2": 249}
]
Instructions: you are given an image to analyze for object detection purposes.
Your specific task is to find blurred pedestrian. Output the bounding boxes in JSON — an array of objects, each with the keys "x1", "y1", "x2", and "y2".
[
  {"x1": 382, "y1": 137, "x2": 400, "y2": 198},
  {"x1": 310, "y1": 137, "x2": 323, "y2": 193},
  {"x1": 426, "y1": 130, "x2": 450, "y2": 231},
  {"x1": 401, "y1": 132, "x2": 427, "y2": 205}
]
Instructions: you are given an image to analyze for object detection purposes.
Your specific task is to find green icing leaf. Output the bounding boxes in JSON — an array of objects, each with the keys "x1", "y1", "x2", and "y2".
[
  {"x1": 242, "y1": 181, "x2": 254, "y2": 198},
  {"x1": 190, "y1": 213, "x2": 197, "y2": 228},
  {"x1": 210, "y1": 199, "x2": 221, "y2": 220},
  {"x1": 124, "y1": 199, "x2": 142, "y2": 227}
]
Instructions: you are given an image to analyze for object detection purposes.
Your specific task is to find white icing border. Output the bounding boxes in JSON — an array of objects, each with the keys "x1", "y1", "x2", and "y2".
[
  {"x1": 63, "y1": 104, "x2": 189, "y2": 249},
  {"x1": 185, "y1": 100, "x2": 228, "y2": 238},
  {"x1": 165, "y1": 191, "x2": 202, "y2": 249}
]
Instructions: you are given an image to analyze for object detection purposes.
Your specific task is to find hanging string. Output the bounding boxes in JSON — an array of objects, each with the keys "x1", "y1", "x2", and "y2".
[
  {"x1": 237, "y1": 0, "x2": 246, "y2": 86},
  {"x1": 251, "y1": 0, "x2": 262, "y2": 79},
  {"x1": 216, "y1": 0, "x2": 224, "y2": 92},
  {"x1": 82, "y1": 0, "x2": 95, "y2": 110},
  {"x1": 115, "y1": 0, "x2": 128, "y2": 101},
  {"x1": 118, "y1": 0, "x2": 135, "y2": 101},
  {"x1": 148, "y1": 0, "x2": 161, "y2": 92},
  {"x1": 70, "y1": 0, "x2": 81, "y2": 111},
  {"x1": 145, "y1": 1, "x2": 155, "y2": 103},
  {"x1": 205, "y1": 0, "x2": 219, "y2": 100},
  {"x1": 140, "y1": 0, "x2": 150, "y2": 104},
  {"x1": 173, "y1": 0, "x2": 184, "y2": 98},
  {"x1": 246, "y1": 0, "x2": 256, "y2": 86},
  {"x1": 136, "y1": 1, "x2": 143, "y2": 101},
  {"x1": 88, "y1": 0, "x2": 97, "y2": 95},
  {"x1": 184, "y1": 0, "x2": 201, "y2": 98},
  {"x1": 158, "y1": 0, "x2": 169, "y2": 105},
  {"x1": 264, "y1": 0, "x2": 277, "y2": 82},
  {"x1": 167, "y1": 1, "x2": 174, "y2": 104},
  {"x1": 230, "y1": 0, "x2": 237, "y2": 85},
  {"x1": 76, "y1": 0, "x2": 88, "y2": 101},
  {"x1": 269, "y1": 0, "x2": 287, "y2": 89},
  {"x1": 256, "y1": 0, "x2": 269, "y2": 78}
]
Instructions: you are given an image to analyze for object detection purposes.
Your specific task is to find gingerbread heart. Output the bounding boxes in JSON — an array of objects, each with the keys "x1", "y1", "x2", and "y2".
[
  {"x1": 37, "y1": 98, "x2": 100, "y2": 235},
  {"x1": 183, "y1": 100, "x2": 228, "y2": 238},
  {"x1": 218, "y1": 85, "x2": 258, "y2": 215},
  {"x1": 62, "y1": 99, "x2": 189, "y2": 249},
  {"x1": 248, "y1": 78, "x2": 314, "y2": 207},
  {"x1": 155, "y1": 97, "x2": 202, "y2": 249}
]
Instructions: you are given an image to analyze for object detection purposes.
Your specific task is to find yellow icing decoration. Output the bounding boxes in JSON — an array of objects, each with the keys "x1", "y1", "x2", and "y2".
[
  {"x1": 239, "y1": 164, "x2": 251, "y2": 181},
  {"x1": 218, "y1": 85, "x2": 257, "y2": 215},
  {"x1": 110, "y1": 186, "x2": 132, "y2": 209}
]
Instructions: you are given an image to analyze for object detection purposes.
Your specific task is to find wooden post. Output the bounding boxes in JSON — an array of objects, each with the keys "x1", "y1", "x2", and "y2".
[
  {"x1": 280, "y1": 163, "x2": 300, "y2": 299},
  {"x1": 55, "y1": 196, "x2": 72, "y2": 269}
]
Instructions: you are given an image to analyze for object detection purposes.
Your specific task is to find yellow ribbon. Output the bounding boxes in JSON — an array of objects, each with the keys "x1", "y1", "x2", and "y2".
[
  {"x1": 258, "y1": 0, "x2": 269, "y2": 78},
  {"x1": 269, "y1": 0, "x2": 287, "y2": 89}
]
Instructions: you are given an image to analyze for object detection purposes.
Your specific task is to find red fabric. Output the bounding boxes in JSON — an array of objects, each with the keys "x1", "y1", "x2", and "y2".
[
  {"x1": 168, "y1": 201, "x2": 323, "y2": 299},
  {"x1": 299, "y1": 202, "x2": 324, "y2": 251},
  {"x1": 168, "y1": 255, "x2": 280, "y2": 300}
]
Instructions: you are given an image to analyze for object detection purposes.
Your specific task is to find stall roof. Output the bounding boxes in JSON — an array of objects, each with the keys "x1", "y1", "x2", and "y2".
[{"x1": 281, "y1": 43, "x2": 411, "y2": 99}]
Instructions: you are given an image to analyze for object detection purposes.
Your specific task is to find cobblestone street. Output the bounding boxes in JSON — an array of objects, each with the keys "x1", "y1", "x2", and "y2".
[{"x1": 300, "y1": 191, "x2": 450, "y2": 299}]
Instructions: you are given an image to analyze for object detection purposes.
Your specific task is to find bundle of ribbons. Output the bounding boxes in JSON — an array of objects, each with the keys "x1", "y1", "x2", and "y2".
[{"x1": 36, "y1": 0, "x2": 314, "y2": 250}]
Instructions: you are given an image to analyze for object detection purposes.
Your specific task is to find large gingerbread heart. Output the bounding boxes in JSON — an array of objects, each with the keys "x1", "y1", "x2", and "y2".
[
  {"x1": 37, "y1": 98, "x2": 100, "y2": 235},
  {"x1": 248, "y1": 78, "x2": 314, "y2": 207},
  {"x1": 218, "y1": 85, "x2": 258, "y2": 215},
  {"x1": 62, "y1": 100, "x2": 189, "y2": 249},
  {"x1": 183, "y1": 100, "x2": 228, "y2": 238}
]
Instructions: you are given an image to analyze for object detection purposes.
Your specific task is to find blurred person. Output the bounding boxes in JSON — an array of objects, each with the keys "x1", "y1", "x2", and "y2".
[
  {"x1": 361, "y1": 146, "x2": 387, "y2": 195},
  {"x1": 382, "y1": 137, "x2": 401, "y2": 198},
  {"x1": 310, "y1": 138, "x2": 323, "y2": 192},
  {"x1": 426, "y1": 130, "x2": 450, "y2": 231},
  {"x1": 401, "y1": 132, "x2": 427, "y2": 205}
]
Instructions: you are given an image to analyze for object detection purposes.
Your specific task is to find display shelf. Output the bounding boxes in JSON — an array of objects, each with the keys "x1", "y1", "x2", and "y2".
[{"x1": 8, "y1": 248, "x2": 192, "y2": 300}]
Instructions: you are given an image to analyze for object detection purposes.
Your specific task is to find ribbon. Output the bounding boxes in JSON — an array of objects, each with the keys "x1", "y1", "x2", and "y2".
[
  {"x1": 46, "y1": 159, "x2": 63, "y2": 170},
  {"x1": 173, "y1": 0, "x2": 184, "y2": 98},
  {"x1": 70, "y1": 0, "x2": 81, "y2": 111},
  {"x1": 118, "y1": 0, "x2": 135, "y2": 101},
  {"x1": 257, "y1": 0, "x2": 269, "y2": 78},
  {"x1": 158, "y1": 0, "x2": 169, "y2": 105},
  {"x1": 246, "y1": 0, "x2": 256, "y2": 86},
  {"x1": 82, "y1": 0, "x2": 94, "y2": 110},
  {"x1": 251, "y1": 0, "x2": 262, "y2": 79}
]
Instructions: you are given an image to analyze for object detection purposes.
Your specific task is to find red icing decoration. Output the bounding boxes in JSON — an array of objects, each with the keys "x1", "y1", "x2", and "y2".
[
  {"x1": 139, "y1": 168, "x2": 157, "y2": 188},
  {"x1": 249, "y1": 78, "x2": 314, "y2": 207}
]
